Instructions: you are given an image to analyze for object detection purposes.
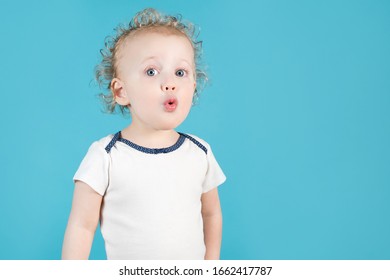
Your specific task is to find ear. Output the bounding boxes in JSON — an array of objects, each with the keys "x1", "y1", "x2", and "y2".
[{"x1": 111, "y1": 78, "x2": 130, "y2": 106}]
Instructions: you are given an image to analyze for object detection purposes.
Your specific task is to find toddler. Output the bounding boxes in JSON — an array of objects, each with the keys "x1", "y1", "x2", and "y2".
[{"x1": 62, "y1": 8, "x2": 226, "y2": 260}]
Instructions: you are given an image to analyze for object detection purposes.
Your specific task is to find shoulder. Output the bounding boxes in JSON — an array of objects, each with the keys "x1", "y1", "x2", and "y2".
[
  {"x1": 179, "y1": 133, "x2": 210, "y2": 155},
  {"x1": 87, "y1": 133, "x2": 118, "y2": 154}
]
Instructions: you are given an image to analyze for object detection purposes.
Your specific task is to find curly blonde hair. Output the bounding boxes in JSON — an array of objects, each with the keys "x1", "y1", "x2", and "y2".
[{"x1": 94, "y1": 8, "x2": 208, "y2": 115}]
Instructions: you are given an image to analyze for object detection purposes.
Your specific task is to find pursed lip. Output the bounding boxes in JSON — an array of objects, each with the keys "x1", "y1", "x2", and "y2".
[{"x1": 163, "y1": 97, "x2": 178, "y2": 112}]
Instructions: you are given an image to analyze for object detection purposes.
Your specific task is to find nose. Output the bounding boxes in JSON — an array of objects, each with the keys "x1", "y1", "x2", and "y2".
[{"x1": 161, "y1": 83, "x2": 176, "y2": 93}]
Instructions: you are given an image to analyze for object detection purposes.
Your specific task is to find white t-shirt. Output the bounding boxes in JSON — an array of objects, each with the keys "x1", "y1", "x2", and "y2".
[{"x1": 73, "y1": 132, "x2": 226, "y2": 260}]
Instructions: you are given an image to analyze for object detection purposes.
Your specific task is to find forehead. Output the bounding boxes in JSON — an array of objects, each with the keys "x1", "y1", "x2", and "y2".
[{"x1": 117, "y1": 28, "x2": 195, "y2": 65}]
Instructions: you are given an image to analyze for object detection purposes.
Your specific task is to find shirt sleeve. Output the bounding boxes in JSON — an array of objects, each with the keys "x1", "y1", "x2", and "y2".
[
  {"x1": 202, "y1": 144, "x2": 227, "y2": 193},
  {"x1": 73, "y1": 141, "x2": 110, "y2": 196}
]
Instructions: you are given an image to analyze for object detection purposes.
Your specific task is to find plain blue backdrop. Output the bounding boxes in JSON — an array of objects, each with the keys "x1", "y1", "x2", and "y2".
[{"x1": 1, "y1": 0, "x2": 389, "y2": 259}]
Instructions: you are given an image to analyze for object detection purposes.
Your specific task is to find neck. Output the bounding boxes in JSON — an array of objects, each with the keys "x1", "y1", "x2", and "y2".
[{"x1": 121, "y1": 122, "x2": 179, "y2": 149}]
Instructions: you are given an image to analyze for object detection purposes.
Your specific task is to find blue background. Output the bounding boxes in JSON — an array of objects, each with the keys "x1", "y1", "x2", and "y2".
[{"x1": 1, "y1": 0, "x2": 389, "y2": 260}]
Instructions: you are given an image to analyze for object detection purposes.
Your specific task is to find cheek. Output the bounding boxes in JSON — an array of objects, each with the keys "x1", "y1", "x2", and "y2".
[
  {"x1": 180, "y1": 93, "x2": 194, "y2": 114},
  {"x1": 134, "y1": 96, "x2": 159, "y2": 113},
  {"x1": 128, "y1": 86, "x2": 157, "y2": 105},
  {"x1": 182, "y1": 82, "x2": 195, "y2": 98}
]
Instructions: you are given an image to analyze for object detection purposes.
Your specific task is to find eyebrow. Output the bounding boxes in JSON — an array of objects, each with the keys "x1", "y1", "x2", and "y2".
[
  {"x1": 141, "y1": 56, "x2": 193, "y2": 67},
  {"x1": 141, "y1": 56, "x2": 158, "y2": 64},
  {"x1": 180, "y1": 59, "x2": 193, "y2": 68}
]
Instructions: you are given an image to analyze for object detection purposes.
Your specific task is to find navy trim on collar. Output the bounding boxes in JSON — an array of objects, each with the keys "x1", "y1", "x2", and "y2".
[
  {"x1": 118, "y1": 133, "x2": 185, "y2": 154},
  {"x1": 104, "y1": 131, "x2": 120, "y2": 153},
  {"x1": 179, "y1": 133, "x2": 208, "y2": 154},
  {"x1": 104, "y1": 131, "x2": 208, "y2": 155}
]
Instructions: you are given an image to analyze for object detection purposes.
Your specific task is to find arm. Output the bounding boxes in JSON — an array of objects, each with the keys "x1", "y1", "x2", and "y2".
[
  {"x1": 201, "y1": 187, "x2": 222, "y2": 260},
  {"x1": 62, "y1": 181, "x2": 103, "y2": 259}
]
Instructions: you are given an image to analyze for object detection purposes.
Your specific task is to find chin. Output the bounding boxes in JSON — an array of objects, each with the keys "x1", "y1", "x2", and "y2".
[
  {"x1": 158, "y1": 124, "x2": 180, "y2": 131},
  {"x1": 157, "y1": 119, "x2": 184, "y2": 131}
]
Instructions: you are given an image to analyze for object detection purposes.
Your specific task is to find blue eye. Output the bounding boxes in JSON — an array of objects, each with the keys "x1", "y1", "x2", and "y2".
[
  {"x1": 176, "y1": 69, "x2": 186, "y2": 77},
  {"x1": 146, "y1": 68, "x2": 158, "y2": 76}
]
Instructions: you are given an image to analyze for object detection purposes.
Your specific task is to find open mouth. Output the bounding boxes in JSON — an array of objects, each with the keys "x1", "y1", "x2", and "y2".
[{"x1": 164, "y1": 98, "x2": 178, "y2": 112}]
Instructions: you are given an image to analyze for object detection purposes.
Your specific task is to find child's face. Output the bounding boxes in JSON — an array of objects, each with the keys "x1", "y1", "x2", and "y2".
[{"x1": 112, "y1": 29, "x2": 196, "y2": 131}]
